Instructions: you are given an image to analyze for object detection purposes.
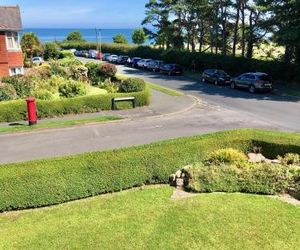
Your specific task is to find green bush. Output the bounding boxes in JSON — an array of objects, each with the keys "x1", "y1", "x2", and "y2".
[
  {"x1": 59, "y1": 42, "x2": 300, "y2": 82},
  {"x1": 0, "y1": 129, "x2": 299, "y2": 211},
  {"x1": 206, "y1": 148, "x2": 248, "y2": 165},
  {"x1": 44, "y1": 42, "x2": 60, "y2": 60},
  {"x1": 99, "y1": 63, "x2": 117, "y2": 78},
  {"x1": 184, "y1": 162, "x2": 294, "y2": 195},
  {"x1": 0, "y1": 83, "x2": 17, "y2": 101},
  {"x1": 278, "y1": 153, "x2": 300, "y2": 165},
  {"x1": 0, "y1": 88, "x2": 150, "y2": 122},
  {"x1": 86, "y1": 62, "x2": 103, "y2": 84},
  {"x1": 98, "y1": 79, "x2": 119, "y2": 93},
  {"x1": 58, "y1": 80, "x2": 87, "y2": 98},
  {"x1": 119, "y1": 78, "x2": 146, "y2": 93},
  {"x1": 31, "y1": 89, "x2": 54, "y2": 100},
  {"x1": 59, "y1": 50, "x2": 75, "y2": 59},
  {"x1": 26, "y1": 65, "x2": 51, "y2": 79},
  {"x1": 1, "y1": 75, "x2": 33, "y2": 98}
]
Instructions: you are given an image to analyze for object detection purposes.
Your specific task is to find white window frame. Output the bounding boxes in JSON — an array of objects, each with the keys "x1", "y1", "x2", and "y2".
[
  {"x1": 6, "y1": 31, "x2": 21, "y2": 51},
  {"x1": 9, "y1": 67, "x2": 24, "y2": 76}
]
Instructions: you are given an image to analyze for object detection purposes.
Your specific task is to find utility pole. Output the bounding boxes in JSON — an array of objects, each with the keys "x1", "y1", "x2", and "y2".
[{"x1": 95, "y1": 28, "x2": 102, "y2": 60}]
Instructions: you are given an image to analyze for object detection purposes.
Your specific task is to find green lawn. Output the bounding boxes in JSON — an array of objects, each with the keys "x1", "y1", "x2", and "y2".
[
  {"x1": 117, "y1": 73, "x2": 184, "y2": 96},
  {"x1": 0, "y1": 186, "x2": 299, "y2": 250},
  {"x1": 146, "y1": 81, "x2": 184, "y2": 96},
  {"x1": 0, "y1": 116, "x2": 121, "y2": 134}
]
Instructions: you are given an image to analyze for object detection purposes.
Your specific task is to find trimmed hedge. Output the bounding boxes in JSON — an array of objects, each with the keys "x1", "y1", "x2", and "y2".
[
  {"x1": 0, "y1": 129, "x2": 300, "y2": 211},
  {"x1": 60, "y1": 42, "x2": 300, "y2": 82},
  {"x1": 0, "y1": 89, "x2": 150, "y2": 122}
]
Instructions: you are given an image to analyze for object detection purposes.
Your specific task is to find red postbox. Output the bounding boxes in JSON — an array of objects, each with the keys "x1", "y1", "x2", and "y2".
[{"x1": 26, "y1": 97, "x2": 37, "y2": 126}]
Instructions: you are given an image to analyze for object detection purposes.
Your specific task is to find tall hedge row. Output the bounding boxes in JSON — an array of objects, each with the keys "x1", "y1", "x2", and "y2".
[
  {"x1": 0, "y1": 89, "x2": 150, "y2": 122},
  {"x1": 0, "y1": 129, "x2": 299, "y2": 211},
  {"x1": 60, "y1": 42, "x2": 300, "y2": 82}
]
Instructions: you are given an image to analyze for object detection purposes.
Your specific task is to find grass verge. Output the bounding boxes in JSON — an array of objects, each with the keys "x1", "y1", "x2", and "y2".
[
  {"x1": 117, "y1": 73, "x2": 184, "y2": 96},
  {"x1": 0, "y1": 186, "x2": 299, "y2": 249},
  {"x1": 0, "y1": 116, "x2": 122, "y2": 134},
  {"x1": 0, "y1": 129, "x2": 300, "y2": 212}
]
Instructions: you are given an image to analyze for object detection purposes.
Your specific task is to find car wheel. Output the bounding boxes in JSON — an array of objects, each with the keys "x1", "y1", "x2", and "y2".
[
  {"x1": 249, "y1": 85, "x2": 256, "y2": 93},
  {"x1": 230, "y1": 82, "x2": 235, "y2": 89},
  {"x1": 214, "y1": 80, "x2": 218, "y2": 86}
]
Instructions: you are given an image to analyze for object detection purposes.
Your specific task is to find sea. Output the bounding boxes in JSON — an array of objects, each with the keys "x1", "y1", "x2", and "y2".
[{"x1": 21, "y1": 28, "x2": 151, "y2": 45}]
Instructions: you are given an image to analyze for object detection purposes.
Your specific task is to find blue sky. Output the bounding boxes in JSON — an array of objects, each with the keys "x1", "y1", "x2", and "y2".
[{"x1": 2, "y1": 0, "x2": 149, "y2": 28}]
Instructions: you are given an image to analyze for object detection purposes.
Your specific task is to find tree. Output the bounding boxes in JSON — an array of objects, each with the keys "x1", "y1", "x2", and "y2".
[
  {"x1": 43, "y1": 42, "x2": 60, "y2": 60},
  {"x1": 20, "y1": 33, "x2": 42, "y2": 67},
  {"x1": 65, "y1": 31, "x2": 85, "y2": 42},
  {"x1": 132, "y1": 28, "x2": 147, "y2": 45},
  {"x1": 113, "y1": 34, "x2": 128, "y2": 44},
  {"x1": 257, "y1": 0, "x2": 300, "y2": 64}
]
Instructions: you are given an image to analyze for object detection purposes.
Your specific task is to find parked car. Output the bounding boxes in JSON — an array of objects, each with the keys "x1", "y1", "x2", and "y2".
[
  {"x1": 32, "y1": 57, "x2": 44, "y2": 65},
  {"x1": 130, "y1": 57, "x2": 142, "y2": 68},
  {"x1": 137, "y1": 59, "x2": 152, "y2": 69},
  {"x1": 146, "y1": 60, "x2": 164, "y2": 72},
  {"x1": 117, "y1": 55, "x2": 129, "y2": 65},
  {"x1": 202, "y1": 69, "x2": 232, "y2": 85},
  {"x1": 102, "y1": 53, "x2": 111, "y2": 61},
  {"x1": 88, "y1": 50, "x2": 99, "y2": 59},
  {"x1": 74, "y1": 50, "x2": 82, "y2": 57},
  {"x1": 81, "y1": 50, "x2": 89, "y2": 58},
  {"x1": 231, "y1": 72, "x2": 273, "y2": 93},
  {"x1": 107, "y1": 55, "x2": 119, "y2": 63},
  {"x1": 160, "y1": 64, "x2": 183, "y2": 76}
]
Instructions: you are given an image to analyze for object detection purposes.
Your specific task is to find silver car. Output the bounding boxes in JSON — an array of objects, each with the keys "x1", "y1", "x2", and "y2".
[{"x1": 231, "y1": 72, "x2": 273, "y2": 93}]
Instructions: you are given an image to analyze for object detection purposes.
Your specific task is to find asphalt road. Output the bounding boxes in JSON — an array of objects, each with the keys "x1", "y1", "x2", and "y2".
[
  {"x1": 0, "y1": 58, "x2": 298, "y2": 164},
  {"x1": 117, "y1": 65, "x2": 300, "y2": 133}
]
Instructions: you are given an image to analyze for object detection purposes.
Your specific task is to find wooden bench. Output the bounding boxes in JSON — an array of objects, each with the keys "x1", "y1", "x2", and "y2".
[{"x1": 112, "y1": 97, "x2": 136, "y2": 110}]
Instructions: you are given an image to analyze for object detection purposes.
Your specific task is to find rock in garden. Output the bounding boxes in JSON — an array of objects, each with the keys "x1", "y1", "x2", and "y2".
[
  {"x1": 248, "y1": 153, "x2": 266, "y2": 163},
  {"x1": 175, "y1": 170, "x2": 182, "y2": 178},
  {"x1": 176, "y1": 178, "x2": 184, "y2": 188}
]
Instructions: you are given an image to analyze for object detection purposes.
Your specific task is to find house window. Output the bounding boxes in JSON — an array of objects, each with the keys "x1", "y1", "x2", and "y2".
[
  {"x1": 6, "y1": 32, "x2": 20, "y2": 50},
  {"x1": 9, "y1": 67, "x2": 24, "y2": 76}
]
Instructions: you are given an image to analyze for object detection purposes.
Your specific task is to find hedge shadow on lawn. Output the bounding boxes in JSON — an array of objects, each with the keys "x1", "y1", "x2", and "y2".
[{"x1": 0, "y1": 129, "x2": 299, "y2": 212}]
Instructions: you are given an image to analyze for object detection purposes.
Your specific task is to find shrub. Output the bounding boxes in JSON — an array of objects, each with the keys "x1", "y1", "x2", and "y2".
[
  {"x1": 99, "y1": 63, "x2": 117, "y2": 78},
  {"x1": 278, "y1": 153, "x2": 300, "y2": 165},
  {"x1": 44, "y1": 42, "x2": 60, "y2": 60},
  {"x1": 60, "y1": 50, "x2": 75, "y2": 59},
  {"x1": 86, "y1": 62, "x2": 101, "y2": 84},
  {"x1": 33, "y1": 75, "x2": 65, "y2": 95},
  {"x1": 32, "y1": 89, "x2": 53, "y2": 100},
  {"x1": 58, "y1": 80, "x2": 87, "y2": 98},
  {"x1": 98, "y1": 79, "x2": 119, "y2": 93},
  {"x1": 69, "y1": 65, "x2": 88, "y2": 81},
  {"x1": 206, "y1": 148, "x2": 248, "y2": 165},
  {"x1": 0, "y1": 129, "x2": 299, "y2": 211},
  {"x1": 1, "y1": 75, "x2": 33, "y2": 98},
  {"x1": 26, "y1": 65, "x2": 51, "y2": 79},
  {"x1": 0, "y1": 83, "x2": 17, "y2": 101},
  {"x1": 119, "y1": 78, "x2": 146, "y2": 93},
  {"x1": 184, "y1": 162, "x2": 294, "y2": 195}
]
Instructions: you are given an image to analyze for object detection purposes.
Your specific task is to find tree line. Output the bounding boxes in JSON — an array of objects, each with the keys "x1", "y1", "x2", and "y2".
[{"x1": 142, "y1": 0, "x2": 300, "y2": 64}]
